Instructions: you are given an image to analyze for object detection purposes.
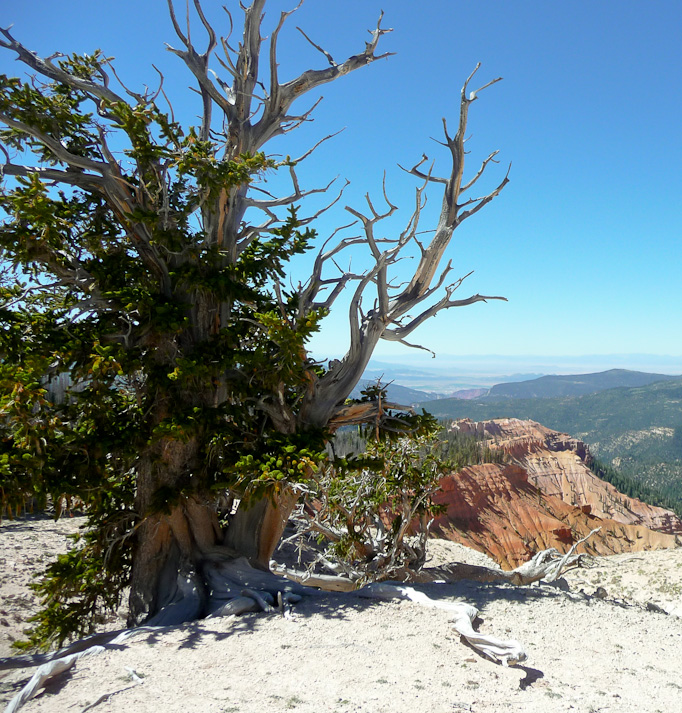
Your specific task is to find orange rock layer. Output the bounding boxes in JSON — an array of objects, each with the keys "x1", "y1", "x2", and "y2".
[{"x1": 430, "y1": 418, "x2": 681, "y2": 569}]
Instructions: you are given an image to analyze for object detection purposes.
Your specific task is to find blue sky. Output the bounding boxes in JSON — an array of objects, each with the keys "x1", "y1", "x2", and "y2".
[{"x1": 2, "y1": 1, "x2": 681, "y2": 374}]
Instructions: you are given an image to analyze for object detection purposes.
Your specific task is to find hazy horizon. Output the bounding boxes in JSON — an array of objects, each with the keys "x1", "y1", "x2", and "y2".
[{"x1": 349, "y1": 353, "x2": 682, "y2": 394}]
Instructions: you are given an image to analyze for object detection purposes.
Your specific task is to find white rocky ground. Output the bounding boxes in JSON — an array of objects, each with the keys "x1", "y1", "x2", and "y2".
[{"x1": 2, "y1": 515, "x2": 682, "y2": 713}]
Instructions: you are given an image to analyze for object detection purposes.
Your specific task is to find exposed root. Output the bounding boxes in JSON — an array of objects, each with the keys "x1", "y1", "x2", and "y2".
[
  {"x1": 270, "y1": 562, "x2": 357, "y2": 591},
  {"x1": 2, "y1": 629, "x2": 155, "y2": 713}
]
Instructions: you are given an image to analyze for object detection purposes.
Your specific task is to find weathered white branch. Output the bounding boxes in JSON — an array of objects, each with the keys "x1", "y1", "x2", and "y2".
[
  {"x1": 0, "y1": 162, "x2": 106, "y2": 189},
  {"x1": 0, "y1": 113, "x2": 107, "y2": 175},
  {"x1": 297, "y1": 25, "x2": 336, "y2": 67},
  {"x1": 385, "y1": 290, "x2": 508, "y2": 342},
  {"x1": 398, "y1": 154, "x2": 448, "y2": 185},
  {"x1": 301, "y1": 65, "x2": 508, "y2": 427},
  {"x1": 0, "y1": 27, "x2": 126, "y2": 107},
  {"x1": 252, "y1": 10, "x2": 394, "y2": 149},
  {"x1": 165, "y1": 0, "x2": 233, "y2": 136},
  {"x1": 509, "y1": 527, "x2": 601, "y2": 585},
  {"x1": 460, "y1": 150, "x2": 500, "y2": 193},
  {"x1": 268, "y1": 3, "x2": 305, "y2": 102},
  {"x1": 358, "y1": 584, "x2": 527, "y2": 666},
  {"x1": 243, "y1": 171, "x2": 336, "y2": 211},
  {"x1": 457, "y1": 164, "x2": 511, "y2": 224}
]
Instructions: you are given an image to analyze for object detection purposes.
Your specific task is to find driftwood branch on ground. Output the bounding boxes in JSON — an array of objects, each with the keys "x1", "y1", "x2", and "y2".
[{"x1": 275, "y1": 527, "x2": 603, "y2": 590}]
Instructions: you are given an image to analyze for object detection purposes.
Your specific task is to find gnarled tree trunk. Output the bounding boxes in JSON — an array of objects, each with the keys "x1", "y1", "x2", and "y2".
[
  {"x1": 128, "y1": 431, "x2": 218, "y2": 624},
  {"x1": 222, "y1": 488, "x2": 299, "y2": 569},
  {"x1": 129, "y1": 426, "x2": 298, "y2": 625},
  {"x1": 0, "y1": 0, "x2": 509, "y2": 635},
  {"x1": 128, "y1": 494, "x2": 299, "y2": 625}
]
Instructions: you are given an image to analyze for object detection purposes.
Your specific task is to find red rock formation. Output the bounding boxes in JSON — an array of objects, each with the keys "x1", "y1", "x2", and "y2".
[
  {"x1": 431, "y1": 463, "x2": 678, "y2": 569},
  {"x1": 429, "y1": 418, "x2": 682, "y2": 569},
  {"x1": 451, "y1": 418, "x2": 682, "y2": 536}
]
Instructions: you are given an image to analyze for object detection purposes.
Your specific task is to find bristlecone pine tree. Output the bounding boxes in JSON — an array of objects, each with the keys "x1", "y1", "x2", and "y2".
[{"x1": 0, "y1": 0, "x2": 508, "y2": 647}]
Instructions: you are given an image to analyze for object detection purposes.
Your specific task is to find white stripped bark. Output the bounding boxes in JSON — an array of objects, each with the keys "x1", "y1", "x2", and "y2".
[
  {"x1": 508, "y1": 527, "x2": 601, "y2": 585},
  {"x1": 1, "y1": 626, "x2": 160, "y2": 713},
  {"x1": 3, "y1": 647, "x2": 105, "y2": 713}
]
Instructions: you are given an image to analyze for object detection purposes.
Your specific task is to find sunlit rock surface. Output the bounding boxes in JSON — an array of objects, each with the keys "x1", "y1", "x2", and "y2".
[{"x1": 430, "y1": 418, "x2": 681, "y2": 569}]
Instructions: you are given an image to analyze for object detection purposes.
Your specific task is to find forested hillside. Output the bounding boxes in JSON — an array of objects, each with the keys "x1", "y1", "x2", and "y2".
[
  {"x1": 349, "y1": 381, "x2": 441, "y2": 405},
  {"x1": 331, "y1": 425, "x2": 504, "y2": 468},
  {"x1": 484, "y1": 368, "x2": 678, "y2": 400},
  {"x1": 420, "y1": 377, "x2": 682, "y2": 506}
]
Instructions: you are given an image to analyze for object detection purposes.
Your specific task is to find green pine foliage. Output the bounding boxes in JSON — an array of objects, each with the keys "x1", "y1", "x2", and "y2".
[
  {"x1": 295, "y1": 409, "x2": 504, "y2": 581},
  {"x1": 0, "y1": 49, "x2": 330, "y2": 647},
  {"x1": 438, "y1": 426, "x2": 505, "y2": 470},
  {"x1": 298, "y1": 409, "x2": 448, "y2": 580}
]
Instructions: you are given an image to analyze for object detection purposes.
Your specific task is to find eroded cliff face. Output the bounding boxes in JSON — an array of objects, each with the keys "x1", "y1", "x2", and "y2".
[
  {"x1": 453, "y1": 418, "x2": 682, "y2": 535},
  {"x1": 431, "y1": 418, "x2": 681, "y2": 569}
]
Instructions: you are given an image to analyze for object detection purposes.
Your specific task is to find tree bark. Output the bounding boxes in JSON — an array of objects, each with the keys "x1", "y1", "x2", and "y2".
[
  {"x1": 128, "y1": 424, "x2": 299, "y2": 625},
  {"x1": 128, "y1": 495, "x2": 221, "y2": 625},
  {"x1": 222, "y1": 488, "x2": 299, "y2": 569}
]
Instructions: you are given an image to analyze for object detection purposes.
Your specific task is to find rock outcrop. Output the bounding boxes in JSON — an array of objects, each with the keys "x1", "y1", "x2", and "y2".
[
  {"x1": 430, "y1": 418, "x2": 681, "y2": 569},
  {"x1": 450, "y1": 388, "x2": 489, "y2": 400}
]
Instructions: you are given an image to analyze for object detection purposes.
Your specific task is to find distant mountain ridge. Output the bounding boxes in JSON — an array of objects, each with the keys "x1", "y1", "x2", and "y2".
[
  {"x1": 349, "y1": 381, "x2": 444, "y2": 405},
  {"x1": 418, "y1": 376, "x2": 682, "y2": 508},
  {"x1": 483, "y1": 368, "x2": 679, "y2": 400},
  {"x1": 356, "y1": 368, "x2": 681, "y2": 404}
]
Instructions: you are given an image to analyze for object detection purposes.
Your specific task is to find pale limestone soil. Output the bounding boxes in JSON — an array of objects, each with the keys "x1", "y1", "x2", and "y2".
[
  {"x1": 6, "y1": 586, "x2": 682, "y2": 713},
  {"x1": 2, "y1": 517, "x2": 682, "y2": 713},
  {"x1": 562, "y1": 548, "x2": 682, "y2": 616},
  {"x1": 0, "y1": 514, "x2": 85, "y2": 659}
]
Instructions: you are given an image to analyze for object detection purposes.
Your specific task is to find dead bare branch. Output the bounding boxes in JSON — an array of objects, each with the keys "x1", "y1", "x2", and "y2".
[
  {"x1": 297, "y1": 26, "x2": 337, "y2": 67},
  {"x1": 300, "y1": 65, "x2": 508, "y2": 427}
]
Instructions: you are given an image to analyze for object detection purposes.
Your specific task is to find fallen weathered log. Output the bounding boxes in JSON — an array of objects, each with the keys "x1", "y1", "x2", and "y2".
[
  {"x1": 1, "y1": 628, "x2": 157, "y2": 713},
  {"x1": 276, "y1": 528, "x2": 601, "y2": 589},
  {"x1": 270, "y1": 563, "x2": 357, "y2": 592}
]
